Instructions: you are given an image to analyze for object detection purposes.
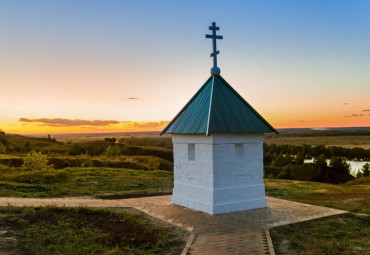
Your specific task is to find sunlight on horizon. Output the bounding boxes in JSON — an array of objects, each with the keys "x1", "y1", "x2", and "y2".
[{"x1": 0, "y1": 1, "x2": 369, "y2": 134}]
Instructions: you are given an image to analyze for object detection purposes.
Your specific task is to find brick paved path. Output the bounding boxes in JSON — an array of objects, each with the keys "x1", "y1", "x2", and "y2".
[{"x1": 0, "y1": 196, "x2": 346, "y2": 254}]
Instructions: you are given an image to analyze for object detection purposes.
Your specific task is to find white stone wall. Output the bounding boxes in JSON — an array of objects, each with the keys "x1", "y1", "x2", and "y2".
[{"x1": 171, "y1": 134, "x2": 267, "y2": 214}]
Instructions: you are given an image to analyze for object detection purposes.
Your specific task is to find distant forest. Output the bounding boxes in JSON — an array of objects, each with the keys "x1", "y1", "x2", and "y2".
[{"x1": 1, "y1": 132, "x2": 369, "y2": 184}]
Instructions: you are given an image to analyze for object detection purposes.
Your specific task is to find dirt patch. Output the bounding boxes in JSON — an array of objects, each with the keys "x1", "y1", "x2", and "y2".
[
  {"x1": 313, "y1": 189, "x2": 331, "y2": 193},
  {"x1": 0, "y1": 227, "x2": 21, "y2": 255},
  {"x1": 342, "y1": 198, "x2": 365, "y2": 204},
  {"x1": 96, "y1": 190, "x2": 172, "y2": 200},
  {"x1": 273, "y1": 238, "x2": 300, "y2": 255}
]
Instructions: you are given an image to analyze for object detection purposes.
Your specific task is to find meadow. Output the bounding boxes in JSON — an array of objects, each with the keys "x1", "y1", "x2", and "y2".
[
  {"x1": 0, "y1": 130, "x2": 369, "y2": 254},
  {"x1": 0, "y1": 167, "x2": 173, "y2": 198},
  {"x1": 267, "y1": 178, "x2": 370, "y2": 254},
  {"x1": 0, "y1": 206, "x2": 187, "y2": 255}
]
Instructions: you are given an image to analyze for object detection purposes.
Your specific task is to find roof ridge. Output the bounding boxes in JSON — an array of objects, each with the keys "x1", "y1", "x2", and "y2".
[{"x1": 206, "y1": 76, "x2": 215, "y2": 136}]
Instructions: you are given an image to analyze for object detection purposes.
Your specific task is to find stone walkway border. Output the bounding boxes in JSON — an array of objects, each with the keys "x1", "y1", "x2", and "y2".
[{"x1": 0, "y1": 196, "x2": 347, "y2": 254}]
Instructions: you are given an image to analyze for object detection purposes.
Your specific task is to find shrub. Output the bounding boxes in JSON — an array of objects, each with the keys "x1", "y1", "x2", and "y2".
[
  {"x1": 276, "y1": 165, "x2": 293, "y2": 180},
  {"x1": 266, "y1": 173, "x2": 275, "y2": 179},
  {"x1": 146, "y1": 158, "x2": 160, "y2": 170},
  {"x1": 0, "y1": 142, "x2": 6, "y2": 153},
  {"x1": 22, "y1": 151, "x2": 53, "y2": 171},
  {"x1": 69, "y1": 143, "x2": 86, "y2": 156},
  {"x1": 81, "y1": 157, "x2": 93, "y2": 167},
  {"x1": 104, "y1": 145, "x2": 122, "y2": 157}
]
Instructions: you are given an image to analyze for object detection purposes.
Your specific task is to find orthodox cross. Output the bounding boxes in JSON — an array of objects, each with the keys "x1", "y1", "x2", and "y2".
[{"x1": 205, "y1": 22, "x2": 223, "y2": 70}]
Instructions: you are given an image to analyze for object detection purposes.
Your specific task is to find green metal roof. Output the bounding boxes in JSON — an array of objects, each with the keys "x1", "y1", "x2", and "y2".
[{"x1": 161, "y1": 75, "x2": 278, "y2": 135}]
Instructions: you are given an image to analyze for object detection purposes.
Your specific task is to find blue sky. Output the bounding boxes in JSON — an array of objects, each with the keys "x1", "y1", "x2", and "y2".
[{"x1": 1, "y1": 1, "x2": 369, "y2": 133}]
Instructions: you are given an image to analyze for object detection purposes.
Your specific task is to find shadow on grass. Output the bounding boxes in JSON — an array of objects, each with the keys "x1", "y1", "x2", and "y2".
[{"x1": 0, "y1": 206, "x2": 188, "y2": 255}]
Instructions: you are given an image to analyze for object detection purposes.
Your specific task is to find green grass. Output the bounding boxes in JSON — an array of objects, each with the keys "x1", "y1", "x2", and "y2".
[
  {"x1": 265, "y1": 177, "x2": 370, "y2": 214},
  {"x1": 266, "y1": 178, "x2": 370, "y2": 254},
  {"x1": 0, "y1": 206, "x2": 187, "y2": 255},
  {"x1": 0, "y1": 167, "x2": 173, "y2": 198},
  {"x1": 270, "y1": 214, "x2": 370, "y2": 255}
]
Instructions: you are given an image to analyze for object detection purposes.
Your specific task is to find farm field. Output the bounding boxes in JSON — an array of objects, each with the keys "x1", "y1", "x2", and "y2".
[{"x1": 265, "y1": 135, "x2": 370, "y2": 149}]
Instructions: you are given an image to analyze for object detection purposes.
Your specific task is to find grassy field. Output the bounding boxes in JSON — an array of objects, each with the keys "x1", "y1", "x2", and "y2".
[
  {"x1": 0, "y1": 206, "x2": 187, "y2": 255},
  {"x1": 270, "y1": 214, "x2": 369, "y2": 255},
  {"x1": 2, "y1": 131, "x2": 370, "y2": 254},
  {"x1": 265, "y1": 135, "x2": 370, "y2": 149},
  {"x1": 265, "y1": 177, "x2": 370, "y2": 214},
  {"x1": 266, "y1": 178, "x2": 370, "y2": 254},
  {"x1": 0, "y1": 167, "x2": 173, "y2": 198}
]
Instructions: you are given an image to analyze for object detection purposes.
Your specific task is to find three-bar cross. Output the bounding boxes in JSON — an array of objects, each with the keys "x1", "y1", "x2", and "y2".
[{"x1": 205, "y1": 22, "x2": 223, "y2": 68}]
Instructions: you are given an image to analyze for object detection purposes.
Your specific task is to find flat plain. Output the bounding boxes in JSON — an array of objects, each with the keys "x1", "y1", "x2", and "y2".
[{"x1": 265, "y1": 135, "x2": 370, "y2": 149}]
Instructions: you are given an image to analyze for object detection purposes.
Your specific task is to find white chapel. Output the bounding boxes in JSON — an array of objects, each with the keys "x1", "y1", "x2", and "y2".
[{"x1": 161, "y1": 22, "x2": 278, "y2": 214}]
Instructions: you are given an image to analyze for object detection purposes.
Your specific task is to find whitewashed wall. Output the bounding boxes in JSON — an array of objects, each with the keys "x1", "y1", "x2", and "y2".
[{"x1": 171, "y1": 134, "x2": 267, "y2": 214}]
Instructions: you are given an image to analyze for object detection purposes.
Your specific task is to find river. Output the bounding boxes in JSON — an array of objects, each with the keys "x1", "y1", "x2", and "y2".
[{"x1": 304, "y1": 159, "x2": 369, "y2": 176}]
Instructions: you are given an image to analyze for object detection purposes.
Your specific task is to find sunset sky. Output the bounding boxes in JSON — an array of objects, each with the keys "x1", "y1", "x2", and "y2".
[{"x1": 1, "y1": 1, "x2": 369, "y2": 134}]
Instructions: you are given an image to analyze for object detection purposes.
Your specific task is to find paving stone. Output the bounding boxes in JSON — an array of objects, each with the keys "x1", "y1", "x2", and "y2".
[{"x1": 0, "y1": 196, "x2": 347, "y2": 255}]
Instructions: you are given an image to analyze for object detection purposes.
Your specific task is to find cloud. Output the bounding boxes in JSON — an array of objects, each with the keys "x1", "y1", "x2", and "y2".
[
  {"x1": 18, "y1": 118, "x2": 120, "y2": 127},
  {"x1": 342, "y1": 102, "x2": 349, "y2": 105},
  {"x1": 124, "y1": 121, "x2": 169, "y2": 129},
  {"x1": 127, "y1": 97, "x2": 139, "y2": 100},
  {"x1": 362, "y1": 109, "x2": 370, "y2": 112},
  {"x1": 344, "y1": 114, "x2": 364, "y2": 118},
  {"x1": 18, "y1": 118, "x2": 169, "y2": 131}
]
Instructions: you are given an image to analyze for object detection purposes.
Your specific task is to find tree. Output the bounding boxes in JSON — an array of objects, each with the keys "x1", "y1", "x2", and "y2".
[
  {"x1": 276, "y1": 165, "x2": 293, "y2": 179},
  {"x1": 104, "y1": 137, "x2": 117, "y2": 144},
  {"x1": 313, "y1": 154, "x2": 328, "y2": 181},
  {"x1": 314, "y1": 154, "x2": 327, "y2": 169},
  {"x1": 0, "y1": 142, "x2": 6, "y2": 154},
  {"x1": 22, "y1": 151, "x2": 53, "y2": 171},
  {"x1": 272, "y1": 153, "x2": 292, "y2": 167},
  {"x1": 329, "y1": 156, "x2": 350, "y2": 174},
  {"x1": 24, "y1": 141, "x2": 31, "y2": 152},
  {"x1": 362, "y1": 163, "x2": 370, "y2": 177},
  {"x1": 356, "y1": 171, "x2": 363, "y2": 178},
  {"x1": 295, "y1": 152, "x2": 305, "y2": 165}
]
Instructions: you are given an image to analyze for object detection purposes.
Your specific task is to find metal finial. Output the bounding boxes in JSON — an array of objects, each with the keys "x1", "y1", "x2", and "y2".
[{"x1": 205, "y1": 22, "x2": 223, "y2": 76}]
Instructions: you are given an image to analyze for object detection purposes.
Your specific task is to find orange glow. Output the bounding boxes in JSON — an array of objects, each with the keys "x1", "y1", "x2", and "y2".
[
  {"x1": 1, "y1": 120, "x2": 169, "y2": 134},
  {"x1": 1, "y1": 114, "x2": 368, "y2": 135}
]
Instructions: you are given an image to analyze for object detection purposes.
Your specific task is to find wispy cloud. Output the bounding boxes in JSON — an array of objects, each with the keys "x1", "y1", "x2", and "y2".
[
  {"x1": 19, "y1": 118, "x2": 120, "y2": 127},
  {"x1": 342, "y1": 102, "x2": 349, "y2": 105},
  {"x1": 127, "y1": 97, "x2": 139, "y2": 100},
  {"x1": 124, "y1": 121, "x2": 169, "y2": 129},
  {"x1": 362, "y1": 109, "x2": 370, "y2": 112},
  {"x1": 344, "y1": 114, "x2": 364, "y2": 118},
  {"x1": 18, "y1": 118, "x2": 169, "y2": 131}
]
